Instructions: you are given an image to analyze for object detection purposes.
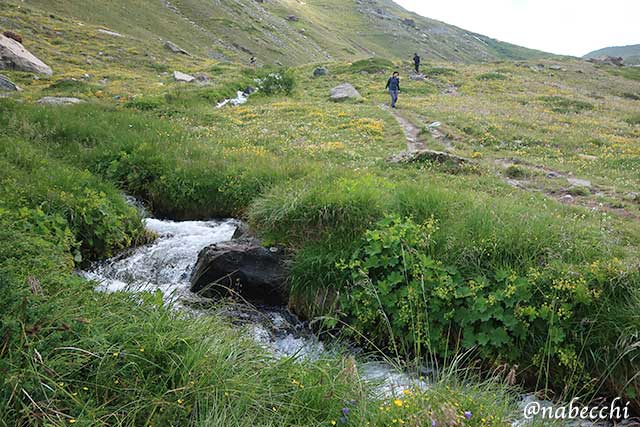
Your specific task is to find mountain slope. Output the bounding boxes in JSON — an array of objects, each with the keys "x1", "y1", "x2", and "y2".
[
  {"x1": 584, "y1": 44, "x2": 640, "y2": 65},
  {"x1": 6, "y1": 0, "x2": 550, "y2": 65}
]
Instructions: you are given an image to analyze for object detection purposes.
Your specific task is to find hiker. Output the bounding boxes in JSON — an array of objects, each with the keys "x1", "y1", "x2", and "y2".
[
  {"x1": 385, "y1": 71, "x2": 401, "y2": 108},
  {"x1": 413, "y1": 53, "x2": 421, "y2": 73},
  {"x1": 249, "y1": 56, "x2": 257, "y2": 67}
]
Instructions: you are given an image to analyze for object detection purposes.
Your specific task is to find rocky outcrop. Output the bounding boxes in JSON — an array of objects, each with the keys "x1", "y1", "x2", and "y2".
[
  {"x1": 0, "y1": 34, "x2": 53, "y2": 75},
  {"x1": 164, "y1": 40, "x2": 191, "y2": 56},
  {"x1": 330, "y1": 83, "x2": 361, "y2": 102},
  {"x1": 37, "y1": 96, "x2": 84, "y2": 105},
  {"x1": 0, "y1": 74, "x2": 19, "y2": 91},
  {"x1": 190, "y1": 239, "x2": 288, "y2": 306},
  {"x1": 173, "y1": 71, "x2": 195, "y2": 82},
  {"x1": 587, "y1": 56, "x2": 624, "y2": 67}
]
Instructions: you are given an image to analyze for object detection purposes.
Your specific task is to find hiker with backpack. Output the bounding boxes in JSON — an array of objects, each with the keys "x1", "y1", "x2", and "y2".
[
  {"x1": 385, "y1": 71, "x2": 401, "y2": 108},
  {"x1": 413, "y1": 53, "x2": 421, "y2": 73}
]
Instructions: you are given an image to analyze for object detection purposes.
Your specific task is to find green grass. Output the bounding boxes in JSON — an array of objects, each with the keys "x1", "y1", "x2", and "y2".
[{"x1": 1, "y1": 3, "x2": 640, "y2": 423}]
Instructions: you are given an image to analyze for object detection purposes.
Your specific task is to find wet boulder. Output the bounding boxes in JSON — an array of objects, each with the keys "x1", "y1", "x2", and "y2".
[{"x1": 190, "y1": 239, "x2": 288, "y2": 306}]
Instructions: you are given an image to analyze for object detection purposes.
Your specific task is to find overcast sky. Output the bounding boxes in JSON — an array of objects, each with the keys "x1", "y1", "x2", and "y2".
[{"x1": 393, "y1": 0, "x2": 639, "y2": 57}]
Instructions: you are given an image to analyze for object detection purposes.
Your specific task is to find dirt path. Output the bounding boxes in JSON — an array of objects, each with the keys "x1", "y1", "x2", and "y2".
[
  {"x1": 379, "y1": 103, "x2": 426, "y2": 151},
  {"x1": 380, "y1": 105, "x2": 639, "y2": 220}
]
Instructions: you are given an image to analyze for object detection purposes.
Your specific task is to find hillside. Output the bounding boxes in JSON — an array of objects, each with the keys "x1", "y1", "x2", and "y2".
[
  {"x1": 584, "y1": 44, "x2": 640, "y2": 65},
  {"x1": 3, "y1": 0, "x2": 550, "y2": 65},
  {"x1": 2, "y1": 1, "x2": 640, "y2": 426}
]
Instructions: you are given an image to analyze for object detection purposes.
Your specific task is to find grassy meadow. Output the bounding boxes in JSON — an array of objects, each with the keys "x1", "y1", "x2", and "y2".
[{"x1": 1, "y1": 2, "x2": 640, "y2": 426}]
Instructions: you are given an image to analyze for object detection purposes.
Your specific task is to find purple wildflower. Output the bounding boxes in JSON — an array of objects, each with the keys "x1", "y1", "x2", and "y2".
[
  {"x1": 342, "y1": 407, "x2": 350, "y2": 416},
  {"x1": 431, "y1": 420, "x2": 437, "y2": 427},
  {"x1": 464, "y1": 411, "x2": 472, "y2": 420}
]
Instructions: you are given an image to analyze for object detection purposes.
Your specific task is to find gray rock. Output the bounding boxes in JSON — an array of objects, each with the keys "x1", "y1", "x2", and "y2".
[
  {"x1": 97, "y1": 29, "x2": 123, "y2": 38},
  {"x1": 37, "y1": 96, "x2": 84, "y2": 105},
  {"x1": 559, "y1": 194, "x2": 575, "y2": 203},
  {"x1": 194, "y1": 72, "x2": 210, "y2": 82},
  {"x1": 173, "y1": 71, "x2": 195, "y2": 82},
  {"x1": 190, "y1": 239, "x2": 288, "y2": 305},
  {"x1": 388, "y1": 149, "x2": 471, "y2": 165},
  {"x1": 330, "y1": 83, "x2": 361, "y2": 102},
  {"x1": 0, "y1": 74, "x2": 20, "y2": 91},
  {"x1": 587, "y1": 56, "x2": 624, "y2": 67},
  {"x1": 546, "y1": 171, "x2": 563, "y2": 179},
  {"x1": 0, "y1": 34, "x2": 53, "y2": 75},
  {"x1": 287, "y1": 15, "x2": 299, "y2": 22},
  {"x1": 409, "y1": 73, "x2": 425, "y2": 81},
  {"x1": 313, "y1": 67, "x2": 328, "y2": 77},
  {"x1": 402, "y1": 18, "x2": 416, "y2": 27},
  {"x1": 164, "y1": 40, "x2": 191, "y2": 56},
  {"x1": 567, "y1": 178, "x2": 592, "y2": 188}
]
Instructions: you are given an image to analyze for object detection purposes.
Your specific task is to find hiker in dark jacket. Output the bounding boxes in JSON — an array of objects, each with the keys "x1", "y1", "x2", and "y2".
[
  {"x1": 413, "y1": 53, "x2": 421, "y2": 73},
  {"x1": 385, "y1": 71, "x2": 401, "y2": 108}
]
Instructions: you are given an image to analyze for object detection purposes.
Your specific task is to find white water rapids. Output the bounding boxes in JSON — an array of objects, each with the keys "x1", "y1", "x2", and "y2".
[
  {"x1": 81, "y1": 214, "x2": 426, "y2": 397},
  {"x1": 80, "y1": 210, "x2": 624, "y2": 425}
]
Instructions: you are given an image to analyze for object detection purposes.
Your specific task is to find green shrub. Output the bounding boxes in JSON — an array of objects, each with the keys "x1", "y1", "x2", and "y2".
[
  {"x1": 338, "y1": 215, "x2": 640, "y2": 402},
  {"x1": 624, "y1": 114, "x2": 640, "y2": 125},
  {"x1": 349, "y1": 57, "x2": 395, "y2": 74},
  {"x1": 125, "y1": 96, "x2": 165, "y2": 111},
  {"x1": 540, "y1": 96, "x2": 594, "y2": 113},
  {"x1": 254, "y1": 69, "x2": 296, "y2": 96},
  {"x1": 477, "y1": 72, "x2": 508, "y2": 81},
  {"x1": 423, "y1": 67, "x2": 457, "y2": 77}
]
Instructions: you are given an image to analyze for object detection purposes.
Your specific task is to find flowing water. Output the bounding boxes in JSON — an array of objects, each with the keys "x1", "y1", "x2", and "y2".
[
  {"x1": 80, "y1": 208, "x2": 624, "y2": 425},
  {"x1": 81, "y1": 212, "x2": 426, "y2": 398}
]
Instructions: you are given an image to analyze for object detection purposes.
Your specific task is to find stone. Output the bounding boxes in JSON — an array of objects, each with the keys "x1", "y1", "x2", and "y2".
[
  {"x1": 578, "y1": 154, "x2": 597, "y2": 161},
  {"x1": 313, "y1": 67, "x2": 328, "y2": 77},
  {"x1": 402, "y1": 18, "x2": 416, "y2": 27},
  {"x1": 194, "y1": 72, "x2": 210, "y2": 82},
  {"x1": 546, "y1": 171, "x2": 563, "y2": 179},
  {"x1": 0, "y1": 74, "x2": 20, "y2": 91},
  {"x1": 37, "y1": 96, "x2": 84, "y2": 105},
  {"x1": 164, "y1": 40, "x2": 191, "y2": 56},
  {"x1": 559, "y1": 194, "x2": 574, "y2": 203},
  {"x1": 409, "y1": 73, "x2": 425, "y2": 81},
  {"x1": 190, "y1": 239, "x2": 288, "y2": 305},
  {"x1": 330, "y1": 83, "x2": 361, "y2": 102},
  {"x1": 287, "y1": 15, "x2": 299, "y2": 22},
  {"x1": 97, "y1": 29, "x2": 123, "y2": 37},
  {"x1": 388, "y1": 149, "x2": 471, "y2": 165},
  {"x1": 242, "y1": 86, "x2": 256, "y2": 95},
  {"x1": 0, "y1": 34, "x2": 53, "y2": 75},
  {"x1": 587, "y1": 56, "x2": 624, "y2": 67},
  {"x1": 173, "y1": 71, "x2": 195, "y2": 82},
  {"x1": 567, "y1": 178, "x2": 592, "y2": 188}
]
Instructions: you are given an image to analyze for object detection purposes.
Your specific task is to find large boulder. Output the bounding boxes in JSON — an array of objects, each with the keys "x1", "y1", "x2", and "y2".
[
  {"x1": 330, "y1": 83, "x2": 361, "y2": 102},
  {"x1": 190, "y1": 239, "x2": 288, "y2": 306},
  {"x1": 0, "y1": 34, "x2": 53, "y2": 75},
  {"x1": 0, "y1": 74, "x2": 19, "y2": 91}
]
